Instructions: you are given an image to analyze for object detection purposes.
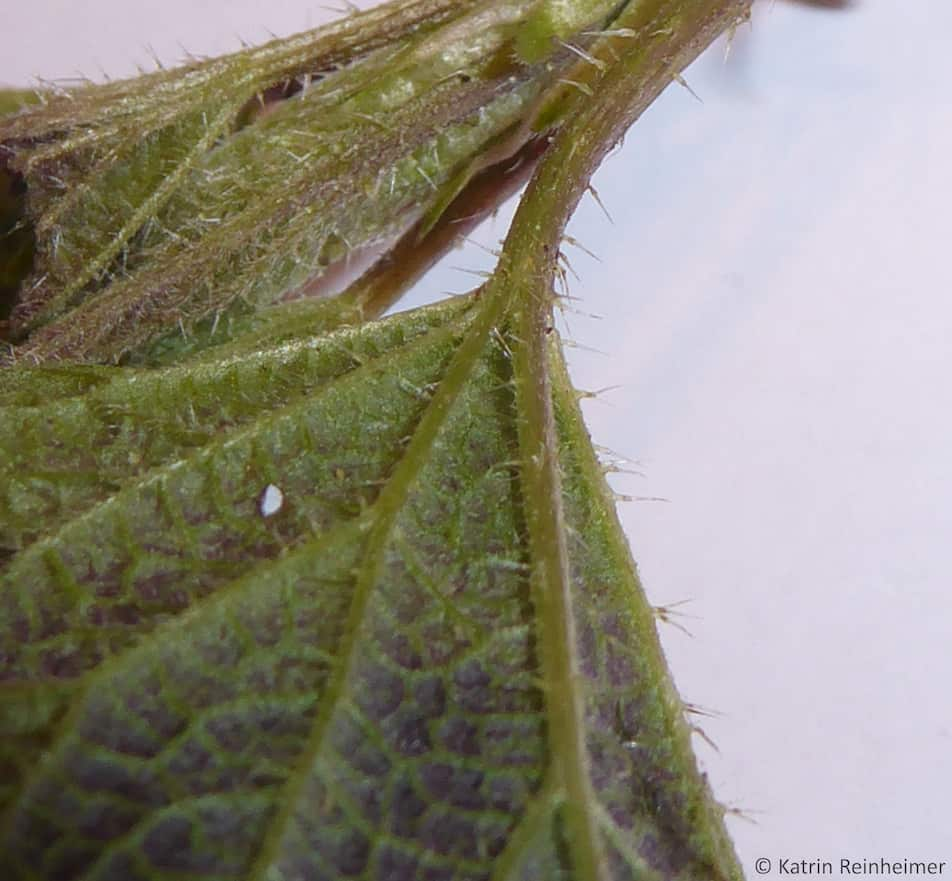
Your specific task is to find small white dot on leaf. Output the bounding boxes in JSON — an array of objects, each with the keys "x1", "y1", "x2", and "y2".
[{"x1": 259, "y1": 484, "x2": 284, "y2": 517}]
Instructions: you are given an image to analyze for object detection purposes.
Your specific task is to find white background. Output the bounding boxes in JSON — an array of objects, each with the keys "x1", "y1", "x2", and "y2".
[{"x1": 6, "y1": 1, "x2": 951, "y2": 876}]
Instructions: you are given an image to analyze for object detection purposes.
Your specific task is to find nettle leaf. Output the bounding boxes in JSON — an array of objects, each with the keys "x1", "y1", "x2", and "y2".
[
  {"x1": 1, "y1": 0, "x2": 754, "y2": 878},
  {"x1": 0, "y1": 299, "x2": 738, "y2": 881}
]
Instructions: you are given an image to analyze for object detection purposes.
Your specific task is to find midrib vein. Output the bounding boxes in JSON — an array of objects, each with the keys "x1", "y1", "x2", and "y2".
[
  {"x1": 245, "y1": 286, "x2": 507, "y2": 880},
  {"x1": 469, "y1": 2, "x2": 752, "y2": 872},
  {"x1": 509, "y1": 280, "x2": 608, "y2": 881}
]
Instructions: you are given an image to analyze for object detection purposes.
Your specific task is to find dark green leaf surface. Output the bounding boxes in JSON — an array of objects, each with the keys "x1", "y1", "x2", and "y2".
[{"x1": 0, "y1": 296, "x2": 739, "y2": 880}]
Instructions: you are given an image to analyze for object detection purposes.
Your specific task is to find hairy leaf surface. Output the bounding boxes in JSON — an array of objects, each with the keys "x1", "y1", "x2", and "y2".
[
  {"x1": 0, "y1": 0, "x2": 753, "y2": 878},
  {"x1": 0, "y1": 296, "x2": 472, "y2": 550},
  {"x1": 0, "y1": 295, "x2": 740, "y2": 880},
  {"x1": 0, "y1": 0, "x2": 635, "y2": 365}
]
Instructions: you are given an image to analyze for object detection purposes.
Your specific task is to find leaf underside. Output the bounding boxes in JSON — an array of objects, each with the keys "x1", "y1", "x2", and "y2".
[
  {"x1": 0, "y1": 1, "x2": 753, "y2": 877},
  {"x1": 0, "y1": 298, "x2": 739, "y2": 880}
]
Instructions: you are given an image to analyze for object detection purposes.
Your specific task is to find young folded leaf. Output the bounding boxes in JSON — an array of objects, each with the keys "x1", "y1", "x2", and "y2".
[
  {"x1": 0, "y1": 0, "x2": 635, "y2": 365},
  {"x1": 134, "y1": 135, "x2": 547, "y2": 368}
]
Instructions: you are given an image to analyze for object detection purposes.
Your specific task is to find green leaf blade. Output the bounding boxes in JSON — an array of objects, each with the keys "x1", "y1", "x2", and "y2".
[
  {"x1": 3, "y1": 526, "x2": 364, "y2": 880},
  {"x1": 0, "y1": 296, "x2": 472, "y2": 552},
  {"x1": 248, "y1": 331, "x2": 544, "y2": 880},
  {"x1": 1, "y1": 297, "x2": 742, "y2": 881}
]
